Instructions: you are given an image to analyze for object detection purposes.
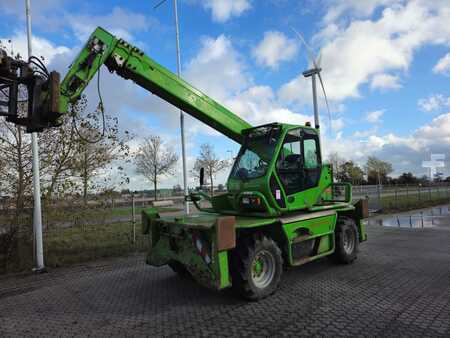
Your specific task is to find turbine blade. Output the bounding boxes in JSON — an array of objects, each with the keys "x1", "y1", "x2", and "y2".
[
  {"x1": 317, "y1": 72, "x2": 332, "y2": 127},
  {"x1": 316, "y1": 51, "x2": 322, "y2": 68},
  {"x1": 290, "y1": 27, "x2": 317, "y2": 68},
  {"x1": 154, "y1": 0, "x2": 168, "y2": 10}
]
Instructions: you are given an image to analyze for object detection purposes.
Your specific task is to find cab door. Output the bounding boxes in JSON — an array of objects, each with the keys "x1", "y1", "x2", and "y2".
[{"x1": 275, "y1": 128, "x2": 322, "y2": 210}]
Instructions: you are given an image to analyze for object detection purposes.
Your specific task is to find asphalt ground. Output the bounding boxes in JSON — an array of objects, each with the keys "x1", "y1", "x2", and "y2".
[{"x1": 0, "y1": 223, "x2": 449, "y2": 337}]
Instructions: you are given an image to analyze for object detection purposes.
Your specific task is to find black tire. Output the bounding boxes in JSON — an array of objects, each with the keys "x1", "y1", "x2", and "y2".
[
  {"x1": 332, "y1": 217, "x2": 359, "y2": 264},
  {"x1": 230, "y1": 234, "x2": 283, "y2": 301},
  {"x1": 167, "y1": 260, "x2": 191, "y2": 278}
]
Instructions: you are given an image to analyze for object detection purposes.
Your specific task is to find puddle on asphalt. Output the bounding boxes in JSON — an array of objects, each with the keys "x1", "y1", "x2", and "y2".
[{"x1": 369, "y1": 205, "x2": 450, "y2": 229}]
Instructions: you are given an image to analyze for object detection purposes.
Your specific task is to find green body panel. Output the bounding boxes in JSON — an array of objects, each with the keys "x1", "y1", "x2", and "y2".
[
  {"x1": 283, "y1": 214, "x2": 336, "y2": 239},
  {"x1": 282, "y1": 212, "x2": 337, "y2": 265},
  {"x1": 143, "y1": 210, "x2": 232, "y2": 289},
  {"x1": 218, "y1": 251, "x2": 230, "y2": 288},
  {"x1": 59, "y1": 28, "x2": 118, "y2": 114},
  {"x1": 154, "y1": 212, "x2": 277, "y2": 229},
  {"x1": 358, "y1": 219, "x2": 368, "y2": 242}
]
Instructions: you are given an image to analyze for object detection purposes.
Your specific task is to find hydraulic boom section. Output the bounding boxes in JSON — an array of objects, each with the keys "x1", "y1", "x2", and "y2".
[{"x1": 59, "y1": 27, "x2": 251, "y2": 143}]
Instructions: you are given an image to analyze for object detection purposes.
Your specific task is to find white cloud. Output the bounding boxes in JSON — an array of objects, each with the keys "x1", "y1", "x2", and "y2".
[
  {"x1": 323, "y1": 0, "x2": 403, "y2": 23},
  {"x1": 365, "y1": 110, "x2": 384, "y2": 123},
  {"x1": 353, "y1": 127, "x2": 379, "y2": 138},
  {"x1": 322, "y1": 112, "x2": 450, "y2": 177},
  {"x1": 252, "y1": 31, "x2": 299, "y2": 69},
  {"x1": 181, "y1": 35, "x2": 314, "y2": 137},
  {"x1": 184, "y1": 34, "x2": 249, "y2": 104},
  {"x1": 370, "y1": 73, "x2": 401, "y2": 90},
  {"x1": 433, "y1": 52, "x2": 450, "y2": 76},
  {"x1": 417, "y1": 113, "x2": 450, "y2": 142},
  {"x1": 331, "y1": 118, "x2": 345, "y2": 131},
  {"x1": 278, "y1": 75, "x2": 311, "y2": 105},
  {"x1": 202, "y1": 0, "x2": 251, "y2": 22},
  {"x1": 281, "y1": 1, "x2": 450, "y2": 104},
  {"x1": 0, "y1": 2, "x2": 157, "y2": 43},
  {"x1": 418, "y1": 94, "x2": 450, "y2": 112},
  {"x1": 368, "y1": 113, "x2": 450, "y2": 176},
  {"x1": 0, "y1": 32, "x2": 70, "y2": 64},
  {"x1": 0, "y1": 0, "x2": 68, "y2": 32},
  {"x1": 66, "y1": 7, "x2": 156, "y2": 43},
  {"x1": 226, "y1": 85, "x2": 312, "y2": 127}
]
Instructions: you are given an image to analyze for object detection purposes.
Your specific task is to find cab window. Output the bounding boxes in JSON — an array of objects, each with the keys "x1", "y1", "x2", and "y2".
[
  {"x1": 302, "y1": 135, "x2": 321, "y2": 190},
  {"x1": 276, "y1": 129, "x2": 302, "y2": 195},
  {"x1": 276, "y1": 129, "x2": 322, "y2": 195},
  {"x1": 304, "y1": 138, "x2": 319, "y2": 169}
]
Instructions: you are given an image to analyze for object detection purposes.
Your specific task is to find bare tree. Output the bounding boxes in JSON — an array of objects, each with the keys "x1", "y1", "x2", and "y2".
[
  {"x1": 71, "y1": 118, "x2": 131, "y2": 204},
  {"x1": 135, "y1": 136, "x2": 178, "y2": 200},
  {"x1": 0, "y1": 120, "x2": 32, "y2": 212},
  {"x1": 43, "y1": 96, "x2": 131, "y2": 202},
  {"x1": 39, "y1": 108, "x2": 79, "y2": 201},
  {"x1": 365, "y1": 156, "x2": 393, "y2": 185},
  {"x1": 327, "y1": 152, "x2": 344, "y2": 181},
  {"x1": 0, "y1": 91, "x2": 132, "y2": 208},
  {"x1": 192, "y1": 143, "x2": 229, "y2": 196},
  {"x1": 337, "y1": 161, "x2": 365, "y2": 185}
]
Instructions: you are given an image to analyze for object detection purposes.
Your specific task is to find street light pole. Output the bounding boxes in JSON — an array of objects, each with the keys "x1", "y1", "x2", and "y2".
[
  {"x1": 154, "y1": 0, "x2": 189, "y2": 213},
  {"x1": 173, "y1": 0, "x2": 190, "y2": 214},
  {"x1": 25, "y1": 0, "x2": 45, "y2": 272}
]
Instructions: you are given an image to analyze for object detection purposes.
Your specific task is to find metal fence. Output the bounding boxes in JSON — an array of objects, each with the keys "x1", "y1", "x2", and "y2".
[
  {"x1": 0, "y1": 195, "x2": 186, "y2": 273},
  {"x1": 352, "y1": 183, "x2": 450, "y2": 211}
]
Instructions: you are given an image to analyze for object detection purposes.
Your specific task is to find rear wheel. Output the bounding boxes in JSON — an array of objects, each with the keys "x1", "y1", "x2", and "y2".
[
  {"x1": 231, "y1": 234, "x2": 283, "y2": 301},
  {"x1": 332, "y1": 217, "x2": 359, "y2": 264},
  {"x1": 167, "y1": 260, "x2": 191, "y2": 277}
]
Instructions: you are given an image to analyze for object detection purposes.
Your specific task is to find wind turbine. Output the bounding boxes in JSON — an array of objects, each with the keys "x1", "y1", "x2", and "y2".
[{"x1": 290, "y1": 27, "x2": 331, "y2": 131}]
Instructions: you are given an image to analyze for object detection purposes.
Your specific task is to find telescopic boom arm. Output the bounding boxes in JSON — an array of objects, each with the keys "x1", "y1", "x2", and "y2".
[{"x1": 59, "y1": 27, "x2": 251, "y2": 143}]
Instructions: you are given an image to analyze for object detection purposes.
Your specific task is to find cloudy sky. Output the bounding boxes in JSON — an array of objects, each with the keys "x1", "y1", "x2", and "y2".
[{"x1": 1, "y1": 0, "x2": 450, "y2": 189}]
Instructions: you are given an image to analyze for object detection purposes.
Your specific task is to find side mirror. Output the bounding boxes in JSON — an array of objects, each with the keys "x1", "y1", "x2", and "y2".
[{"x1": 200, "y1": 167, "x2": 205, "y2": 187}]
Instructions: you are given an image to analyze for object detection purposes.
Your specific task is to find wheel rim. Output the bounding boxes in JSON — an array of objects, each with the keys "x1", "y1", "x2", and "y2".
[
  {"x1": 251, "y1": 250, "x2": 276, "y2": 289},
  {"x1": 342, "y1": 228, "x2": 355, "y2": 254}
]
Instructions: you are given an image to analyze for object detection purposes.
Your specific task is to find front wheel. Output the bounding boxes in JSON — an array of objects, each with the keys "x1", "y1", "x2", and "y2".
[
  {"x1": 230, "y1": 234, "x2": 283, "y2": 301},
  {"x1": 332, "y1": 217, "x2": 359, "y2": 264}
]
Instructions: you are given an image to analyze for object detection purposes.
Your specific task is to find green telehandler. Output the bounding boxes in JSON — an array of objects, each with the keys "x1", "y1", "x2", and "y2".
[{"x1": 0, "y1": 27, "x2": 368, "y2": 300}]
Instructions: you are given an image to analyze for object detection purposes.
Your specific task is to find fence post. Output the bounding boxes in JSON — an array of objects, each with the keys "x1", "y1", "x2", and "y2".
[
  {"x1": 406, "y1": 184, "x2": 409, "y2": 207},
  {"x1": 429, "y1": 186, "x2": 432, "y2": 201},
  {"x1": 377, "y1": 184, "x2": 382, "y2": 210},
  {"x1": 132, "y1": 194, "x2": 136, "y2": 245},
  {"x1": 418, "y1": 185, "x2": 421, "y2": 202},
  {"x1": 395, "y1": 186, "x2": 398, "y2": 207}
]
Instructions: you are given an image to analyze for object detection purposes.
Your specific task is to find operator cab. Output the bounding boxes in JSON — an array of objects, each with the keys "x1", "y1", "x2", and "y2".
[{"x1": 227, "y1": 122, "x2": 328, "y2": 215}]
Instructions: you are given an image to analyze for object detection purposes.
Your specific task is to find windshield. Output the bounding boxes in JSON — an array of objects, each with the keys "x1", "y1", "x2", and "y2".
[{"x1": 230, "y1": 125, "x2": 281, "y2": 180}]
